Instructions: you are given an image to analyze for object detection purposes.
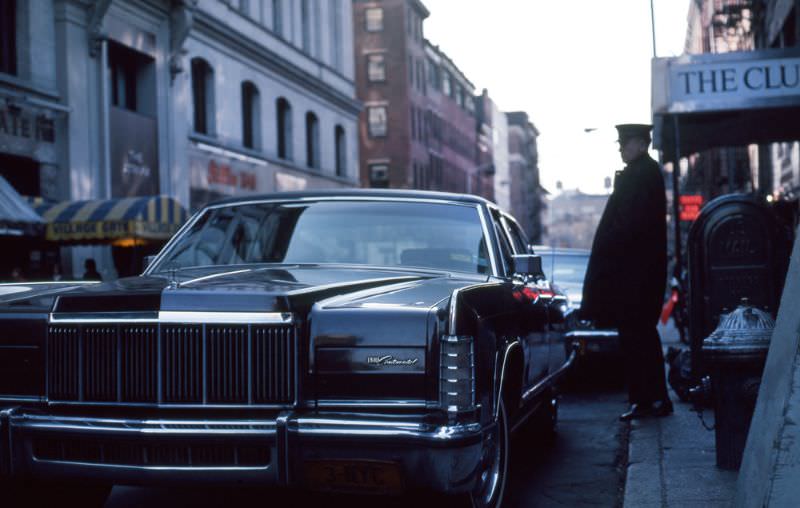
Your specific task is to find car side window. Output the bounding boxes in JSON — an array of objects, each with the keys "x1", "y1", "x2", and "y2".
[
  {"x1": 501, "y1": 216, "x2": 529, "y2": 255},
  {"x1": 489, "y1": 210, "x2": 514, "y2": 276}
]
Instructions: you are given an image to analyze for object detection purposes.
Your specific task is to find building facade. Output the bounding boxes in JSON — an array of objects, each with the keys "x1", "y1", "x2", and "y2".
[
  {"x1": 544, "y1": 189, "x2": 609, "y2": 249},
  {"x1": 0, "y1": 0, "x2": 360, "y2": 279},
  {"x1": 490, "y1": 96, "x2": 510, "y2": 213},
  {"x1": 684, "y1": 0, "x2": 800, "y2": 207},
  {"x1": 506, "y1": 111, "x2": 545, "y2": 243}
]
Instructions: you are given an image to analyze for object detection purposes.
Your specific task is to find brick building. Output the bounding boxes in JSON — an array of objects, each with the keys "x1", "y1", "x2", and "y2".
[
  {"x1": 424, "y1": 41, "x2": 480, "y2": 195},
  {"x1": 353, "y1": 0, "x2": 429, "y2": 189},
  {"x1": 352, "y1": 0, "x2": 490, "y2": 199}
]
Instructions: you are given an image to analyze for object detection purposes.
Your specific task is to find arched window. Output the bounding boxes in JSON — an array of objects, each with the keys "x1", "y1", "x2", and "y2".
[
  {"x1": 276, "y1": 97, "x2": 292, "y2": 160},
  {"x1": 241, "y1": 81, "x2": 260, "y2": 149},
  {"x1": 335, "y1": 125, "x2": 346, "y2": 177},
  {"x1": 0, "y1": 0, "x2": 17, "y2": 75},
  {"x1": 305, "y1": 112, "x2": 319, "y2": 169},
  {"x1": 191, "y1": 58, "x2": 215, "y2": 135}
]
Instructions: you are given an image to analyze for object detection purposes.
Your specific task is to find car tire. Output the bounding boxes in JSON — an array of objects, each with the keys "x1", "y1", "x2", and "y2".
[
  {"x1": 469, "y1": 398, "x2": 509, "y2": 508},
  {"x1": 4, "y1": 480, "x2": 112, "y2": 508}
]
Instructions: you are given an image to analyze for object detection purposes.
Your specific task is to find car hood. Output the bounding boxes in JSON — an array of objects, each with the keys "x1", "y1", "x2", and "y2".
[{"x1": 39, "y1": 265, "x2": 488, "y2": 316}]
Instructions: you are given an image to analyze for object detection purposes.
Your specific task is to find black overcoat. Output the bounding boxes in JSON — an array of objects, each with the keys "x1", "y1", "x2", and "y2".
[{"x1": 581, "y1": 152, "x2": 667, "y2": 327}]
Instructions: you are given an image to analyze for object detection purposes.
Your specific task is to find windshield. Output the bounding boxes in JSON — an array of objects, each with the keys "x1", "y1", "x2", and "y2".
[{"x1": 152, "y1": 200, "x2": 491, "y2": 274}]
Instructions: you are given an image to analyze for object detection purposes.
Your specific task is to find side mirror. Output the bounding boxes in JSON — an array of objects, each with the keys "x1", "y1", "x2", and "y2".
[
  {"x1": 511, "y1": 254, "x2": 544, "y2": 279},
  {"x1": 143, "y1": 255, "x2": 157, "y2": 271}
]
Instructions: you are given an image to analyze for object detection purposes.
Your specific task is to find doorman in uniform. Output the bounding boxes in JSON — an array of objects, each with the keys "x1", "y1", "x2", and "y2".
[{"x1": 581, "y1": 123, "x2": 672, "y2": 421}]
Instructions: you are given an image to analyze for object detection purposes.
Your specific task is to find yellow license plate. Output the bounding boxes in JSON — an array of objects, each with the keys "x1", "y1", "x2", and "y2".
[{"x1": 305, "y1": 459, "x2": 403, "y2": 494}]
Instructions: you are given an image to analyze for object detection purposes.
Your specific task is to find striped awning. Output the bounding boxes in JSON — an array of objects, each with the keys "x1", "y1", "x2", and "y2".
[
  {"x1": 29, "y1": 195, "x2": 187, "y2": 244},
  {"x1": 0, "y1": 176, "x2": 44, "y2": 237}
]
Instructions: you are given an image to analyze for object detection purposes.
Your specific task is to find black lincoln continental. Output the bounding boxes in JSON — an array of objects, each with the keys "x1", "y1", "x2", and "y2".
[{"x1": 0, "y1": 190, "x2": 574, "y2": 507}]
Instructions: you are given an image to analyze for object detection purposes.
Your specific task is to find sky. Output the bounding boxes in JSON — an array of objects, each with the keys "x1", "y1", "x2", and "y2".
[{"x1": 422, "y1": 0, "x2": 690, "y2": 195}]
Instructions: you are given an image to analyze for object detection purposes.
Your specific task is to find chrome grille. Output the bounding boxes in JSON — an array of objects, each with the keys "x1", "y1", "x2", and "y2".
[{"x1": 47, "y1": 323, "x2": 296, "y2": 405}]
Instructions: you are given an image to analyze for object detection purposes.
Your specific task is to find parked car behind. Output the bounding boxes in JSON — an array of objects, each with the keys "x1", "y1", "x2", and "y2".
[
  {"x1": 535, "y1": 247, "x2": 621, "y2": 366},
  {"x1": 0, "y1": 190, "x2": 575, "y2": 508}
]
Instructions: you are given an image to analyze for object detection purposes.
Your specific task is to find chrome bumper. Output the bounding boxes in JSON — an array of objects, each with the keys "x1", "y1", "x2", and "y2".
[{"x1": 0, "y1": 407, "x2": 485, "y2": 493}]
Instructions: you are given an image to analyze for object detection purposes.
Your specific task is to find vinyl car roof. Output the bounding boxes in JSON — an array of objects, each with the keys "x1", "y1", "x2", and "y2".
[{"x1": 210, "y1": 188, "x2": 494, "y2": 207}]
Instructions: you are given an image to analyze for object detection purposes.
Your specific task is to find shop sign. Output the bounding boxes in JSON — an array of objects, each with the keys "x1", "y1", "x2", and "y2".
[
  {"x1": 653, "y1": 50, "x2": 800, "y2": 115},
  {"x1": 208, "y1": 160, "x2": 256, "y2": 191},
  {"x1": 110, "y1": 107, "x2": 159, "y2": 197},
  {"x1": 275, "y1": 171, "x2": 307, "y2": 191},
  {"x1": 189, "y1": 148, "x2": 267, "y2": 202}
]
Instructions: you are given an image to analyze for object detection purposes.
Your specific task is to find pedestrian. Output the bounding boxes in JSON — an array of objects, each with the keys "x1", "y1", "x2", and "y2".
[
  {"x1": 83, "y1": 258, "x2": 102, "y2": 281},
  {"x1": 52, "y1": 263, "x2": 63, "y2": 281},
  {"x1": 581, "y1": 123, "x2": 672, "y2": 421},
  {"x1": 10, "y1": 267, "x2": 25, "y2": 282}
]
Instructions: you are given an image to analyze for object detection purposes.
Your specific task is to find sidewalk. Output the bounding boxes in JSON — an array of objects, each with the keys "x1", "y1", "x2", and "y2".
[{"x1": 622, "y1": 323, "x2": 738, "y2": 507}]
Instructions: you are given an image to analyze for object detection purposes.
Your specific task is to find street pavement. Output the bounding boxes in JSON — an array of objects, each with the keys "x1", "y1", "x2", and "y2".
[{"x1": 622, "y1": 323, "x2": 738, "y2": 508}]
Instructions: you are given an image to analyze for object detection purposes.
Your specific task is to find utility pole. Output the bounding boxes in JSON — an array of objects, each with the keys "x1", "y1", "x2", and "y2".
[{"x1": 650, "y1": 0, "x2": 657, "y2": 57}]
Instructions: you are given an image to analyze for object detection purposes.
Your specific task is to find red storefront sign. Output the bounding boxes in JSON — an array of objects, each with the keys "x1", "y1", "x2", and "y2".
[{"x1": 679, "y1": 194, "x2": 704, "y2": 221}]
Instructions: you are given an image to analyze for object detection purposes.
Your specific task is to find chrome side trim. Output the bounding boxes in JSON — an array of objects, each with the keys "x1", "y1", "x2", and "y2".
[
  {"x1": 521, "y1": 347, "x2": 578, "y2": 403},
  {"x1": 48, "y1": 311, "x2": 294, "y2": 324},
  {"x1": 495, "y1": 340, "x2": 521, "y2": 421}
]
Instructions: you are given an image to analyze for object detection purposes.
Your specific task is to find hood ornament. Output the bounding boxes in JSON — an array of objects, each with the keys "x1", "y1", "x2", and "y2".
[{"x1": 167, "y1": 265, "x2": 180, "y2": 289}]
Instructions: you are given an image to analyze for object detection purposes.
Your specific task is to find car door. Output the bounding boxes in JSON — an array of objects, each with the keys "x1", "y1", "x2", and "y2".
[{"x1": 492, "y1": 210, "x2": 549, "y2": 389}]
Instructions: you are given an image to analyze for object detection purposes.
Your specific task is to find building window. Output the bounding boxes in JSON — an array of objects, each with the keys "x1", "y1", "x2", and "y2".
[
  {"x1": 241, "y1": 81, "x2": 260, "y2": 149},
  {"x1": 109, "y1": 43, "x2": 139, "y2": 112},
  {"x1": 335, "y1": 125, "x2": 346, "y2": 177},
  {"x1": 410, "y1": 107, "x2": 416, "y2": 141},
  {"x1": 365, "y1": 7, "x2": 383, "y2": 32},
  {"x1": 272, "y1": 0, "x2": 283, "y2": 36},
  {"x1": 367, "y1": 106, "x2": 387, "y2": 137},
  {"x1": 305, "y1": 112, "x2": 319, "y2": 169},
  {"x1": 427, "y1": 59, "x2": 439, "y2": 90},
  {"x1": 277, "y1": 97, "x2": 292, "y2": 160},
  {"x1": 191, "y1": 58, "x2": 215, "y2": 135},
  {"x1": 0, "y1": 0, "x2": 16, "y2": 75},
  {"x1": 408, "y1": 56, "x2": 413, "y2": 85},
  {"x1": 455, "y1": 85, "x2": 464, "y2": 107},
  {"x1": 301, "y1": 0, "x2": 311, "y2": 52},
  {"x1": 442, "y1": 71, "x2": 451, "y2": 97},
  {"x1": 367, "y1": 53, "x2": 386, "y2": 82},
  {"x1": 369, "y1": 163, "x2": 389, "y2": 188},
  {"x1": 239, "y1": 0, "x2": 250, "y2": 16},
  {"x1": 330, "y1": 0, "x2": 342, "y2": 71}
]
